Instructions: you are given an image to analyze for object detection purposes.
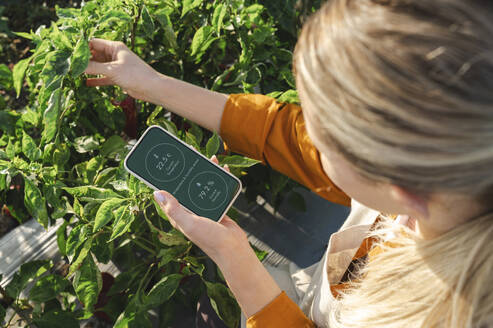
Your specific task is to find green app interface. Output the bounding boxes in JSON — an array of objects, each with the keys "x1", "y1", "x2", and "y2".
[{"x1": 125, "y1": 126, "x2": 241, "y2": 221}]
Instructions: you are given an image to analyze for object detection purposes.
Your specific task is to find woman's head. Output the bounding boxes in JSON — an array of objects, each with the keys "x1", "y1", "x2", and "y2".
[
  {"x1": 294, "y1": 1, "x2": 493, "y2": 326},
  {"x1": 294, "y1": 0, "x2": 493, "y2": 212}
]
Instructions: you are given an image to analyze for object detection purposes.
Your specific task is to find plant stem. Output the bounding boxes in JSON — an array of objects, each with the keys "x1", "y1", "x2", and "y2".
[
  {"x1": 137, "y1": 262, "x2": 155, "y2": 294},
  {"x1": 131, "y1": 4, "x2": 143, "y2": 51},
  {"x1": 0, "y1": 286, "x2": 34, "y2": 328},
  {"x1": 4, "y1": 310, "x2": 17, "y2": 328},
  {"x1": 131, "y1": 235, "x2": 156, "y2": 255}
]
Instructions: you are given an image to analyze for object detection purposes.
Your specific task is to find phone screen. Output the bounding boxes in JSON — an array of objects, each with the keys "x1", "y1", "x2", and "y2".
[{"x1": 124, "y1": 126, "x2": 241, "y2": 222}]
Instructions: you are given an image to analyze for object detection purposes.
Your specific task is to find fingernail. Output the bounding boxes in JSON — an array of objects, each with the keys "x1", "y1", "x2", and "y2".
[
  {"x1": 211, "y1": 155, "x2": 217, "y2": 161},
  {"x1": 153, "y1": 191, "x2": 167, "y2": 204}
]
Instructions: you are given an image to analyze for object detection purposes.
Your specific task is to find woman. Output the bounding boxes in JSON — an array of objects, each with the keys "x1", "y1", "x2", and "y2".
[{"x1": 85, "y1": 0, "x2": 493, "y2": 326}]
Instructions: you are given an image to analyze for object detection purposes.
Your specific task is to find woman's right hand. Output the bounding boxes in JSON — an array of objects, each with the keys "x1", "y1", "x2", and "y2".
[{"x1": 84, "y1": 38, "x2": 159, "y2": 102}]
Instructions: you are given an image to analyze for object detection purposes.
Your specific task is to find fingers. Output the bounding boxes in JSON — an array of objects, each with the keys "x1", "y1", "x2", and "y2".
[
  {"x1": 153, "y1": 190, "x2": 197, "y2": 233},
  {"x1": 86, "y1": 77, "x2": 113, "y2": 87},
  {"x1": 211, "y1": 155, "x2": 230, "y2": 172},
  {"x1": 89, "y1": 38, "x2": 120, "y2": 53},
  {"x1": 84, "y1": 60, "x2": 114, "y2": 76},
  {"x1": 89, "y1": 38, "x2": 115, "y2": 62},
  {"x1": 89, "y1": 38, "x2": 128, "y2": 62}
]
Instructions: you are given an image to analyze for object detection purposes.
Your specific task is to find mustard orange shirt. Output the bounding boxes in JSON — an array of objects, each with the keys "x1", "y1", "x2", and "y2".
[
  {"x1": 220, "y1": 94, "x2": 351, "y2": 207},
  {"x1": 220, "y1": 94, "x2": 353, "y2": 327}
]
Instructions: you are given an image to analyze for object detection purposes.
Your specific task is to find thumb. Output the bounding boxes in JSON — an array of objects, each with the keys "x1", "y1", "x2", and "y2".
[
  {"x1": 84, "y1": 60, "x2": 116, "y2": 76},
  {"x1": 153, "y1": 191, "x2": 195, "y2": 230}
]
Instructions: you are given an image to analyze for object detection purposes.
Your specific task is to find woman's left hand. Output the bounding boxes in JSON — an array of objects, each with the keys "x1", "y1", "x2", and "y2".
[
  {"x1": 155, "y1": 155, "x2": 283, "y2": 317},
  {"x1": 153, "y1": 155, "x2": 249, "y2": 265}
]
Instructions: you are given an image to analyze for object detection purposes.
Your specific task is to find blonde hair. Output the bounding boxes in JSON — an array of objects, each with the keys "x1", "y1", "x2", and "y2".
[{"x1": 294, "y1": 0, "x2": 493, "y2": 326}]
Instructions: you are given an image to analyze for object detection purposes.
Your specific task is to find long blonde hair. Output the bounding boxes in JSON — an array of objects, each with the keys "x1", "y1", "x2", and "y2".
[{"x1": 294, "y1": 0, "x2": 493, "y2": 326}]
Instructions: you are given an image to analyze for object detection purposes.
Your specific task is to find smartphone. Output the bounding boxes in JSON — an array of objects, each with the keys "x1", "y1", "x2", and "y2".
[{"x1": 124, "y1": 125, "x2": 242, "y2": 222}]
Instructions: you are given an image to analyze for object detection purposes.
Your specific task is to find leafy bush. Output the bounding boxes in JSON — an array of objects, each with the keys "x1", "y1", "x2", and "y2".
[{"x1": 0, "y1": 0, "x2": 321, "y2": 326}]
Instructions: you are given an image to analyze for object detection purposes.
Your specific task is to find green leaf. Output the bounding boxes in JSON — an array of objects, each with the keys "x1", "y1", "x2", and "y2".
[
  {"x1": 158, "y1": 230, "x2": 188, "y2": 247},
  {"x1": 95, "y1": 167, "x2": 118, "y2": 187},
  {"x1": 5, "y1": 140, "x2": 15, "y2": 159},
  {"x1": 50, "y1": 23, "x2": 73, "y2": 50},
  {"x1": 82, "y1": 156, "x2": 105, "y2": 184},
  {"x1": 189, "y1": 123, "x2": 203, "y2": 145},
  {"x1": 69, "y1": 237, "x2": 93, "y2": 275},
  {"x1": 93, "y1": 198, "x2": 127, "y2": 232},
  {"x1": 63, "y1": 186, "x2": 121, "y2": 202},
  {"x1": 24, "y1": 177, "x2": 49, "y2": 229},
  {"x1": 185, "y1": 132, "x2": 200, "y2": 150},
  {"x1": 141, "y1": 6, "x2": 155, "y2": 39},
  {"x1": 190, "y1": 26, "x2": 218, "y2": 61},
  {"x1": 205, "y1": 281, "x2": 241, "y2": 328},
  {"x1": 73, "y1": 198, "x2": 83, "y2": 218},
  {"x1": 56, "y1": 221, "x2": 69, "y2": 256},
  {"x1": 29, "y1": 274, "x2": 69, "y2": 302},
  {"x1": 0, "y1": 64, "x2": 12, "y2": 90},
  {"x1": 218, "y1": 155, "x2": 260, "y2": 168},
  {"x1": 184, "y1": 256, "x2": 205, "y2": 276},
  {"x1": 205, "y1": 132, "x2": 221, "y2": 158},
  {"x1": 251, "y1": 243, "x2": 268, "y2": 262},
  {"x1": 33, "y1": 311, "x2": 79, "y2": 328},
  {"x1": 56, "y1": 6, "x2": 79, "y2": 19},
  {"x1": 157, "y1": 246, "x2": 187, "y2": 267},
  {"x1": 5, "y1": 260, "x2": 51, "y2": 299},
  {"x1": 74, "y1": 135, "x2": 100, "y2": 153},
  {"x1": 145, "y1": 274, "x2": 182, "y2": 309},
  {"x1": 212, "y1": 4, "x2": 227, "y2": 35},
  {"x1": 71, "y1": 38, "x2": 90, "y2": 77},
  {"x1": 153, "y1": 10, "x2": 177, "y2": 49},
  {"x1": 155, "y1": 118, "x2": 178, "y2": 137},
  {"x1": 73, "y1": 255, "x2": 102, "y2": 312},
  {"x1": 22, "y1": 108, "x2": 41, "y2": 127},
  {"x1": 100, "y1": 135, "x2": 126, "y2": 157},
  {"x1": 66, "y1": 225, "x2": 89, "y2": 257},
  {"x1": 144, "y1": 213, "x2": 188, "y2": 246},
  {"x1": 277, "y1": 89, "x2": 299, "y2": 104},
  {"x1": 108, "y1": 265, "x2": 144, "y2": 297},
  {"x1": 13, "y1": 31, "x2": 35, "y2": 40},
  {"x1": 146, "y1": 106, "x2": 164, "y2": 126},
  {"x1": 13, "y1": 57, "x2": 31, "y2": 98},
  {"x1": 52, "y1": 143, "x2": 71, "y2": 170},
  {"x1": 109, "y1": 205, "x2": 135, "y2": 241},
  {"x1": 182, "y1": 0, "x2": 203, "y2": 18},
  {"x1": 41, "y1": 50, "x2": 71, "y2": 90},
  {"x1": 98, "y1": 10, "x2": 132, "y2": 27},
  {"x1": 92, "y1": 233, "x2": 114, "y2": 264},
  {"x1": 114, "y1": 308, "x2": 152, "y2": 328},
  {"x1": 41, "y1": 88, "x2": 62, "y2": 144},
  {"x1": 153, "y1": 198, "x2": 168, "y2": 220},
  {"x1": 22, "y1": 131, "x2": 42, "y2": 161},
  {"x1": 0, "y1": 111, "x2": 18, "y2": 135}
]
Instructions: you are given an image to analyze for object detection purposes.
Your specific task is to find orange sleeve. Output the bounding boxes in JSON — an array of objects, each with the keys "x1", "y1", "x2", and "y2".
[
  {"x1": 246, "y1": 291, "x2": 315, "y2": 328},
  {"x1": 220, "y1": 94, "x2": 350, "y2": 207}
]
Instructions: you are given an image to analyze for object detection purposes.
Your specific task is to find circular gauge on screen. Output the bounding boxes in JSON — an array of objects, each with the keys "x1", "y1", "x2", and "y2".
[
  {"x1": 188, "y1": 171, "x2": 229, "y2": 211},
  {"x1": 145, "y1": 143, "x2": 186, "y2": 183}
]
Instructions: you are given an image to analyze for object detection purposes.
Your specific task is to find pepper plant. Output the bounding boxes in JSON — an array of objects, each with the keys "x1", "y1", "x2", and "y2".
[{"x1": 0, "y1": 0, "x2": 321, "y2": 326}]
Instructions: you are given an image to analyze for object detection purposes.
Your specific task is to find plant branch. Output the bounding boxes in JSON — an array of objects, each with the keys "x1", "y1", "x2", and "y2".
[
  {"x1": 131, "y1": 235, "x2": 156, "y2": 255},
  {"x1": 0, "y1": 286, "x2": 34, "y2": 328},
  {"x1": 131, "y1": 5, "x2": 143, "y2": 51}
]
